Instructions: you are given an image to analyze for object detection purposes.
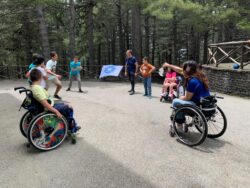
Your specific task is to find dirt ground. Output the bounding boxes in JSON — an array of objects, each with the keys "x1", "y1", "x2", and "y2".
[{"x1": 0, "y1": 80, "x2": 249, "y2": 188}]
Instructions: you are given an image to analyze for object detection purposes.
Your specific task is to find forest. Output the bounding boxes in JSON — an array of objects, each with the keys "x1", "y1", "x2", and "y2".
[{"x1": 1, "y1": 0, "x2": 250, "y2": 76}]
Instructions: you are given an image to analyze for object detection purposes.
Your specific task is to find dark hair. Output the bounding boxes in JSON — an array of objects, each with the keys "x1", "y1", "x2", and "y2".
[
  {"x1": 33, "y1": 55, "x2": 45, "y2": 66},
  {"x1": 50, "y1": 51, "x2": 57, "y2": 58},
  {"x1": 30, "y1": 69, "x2": 42, "y2": 82},
  {"x1": 183, "y1": 60, "x2": 209, "y2": 90}
]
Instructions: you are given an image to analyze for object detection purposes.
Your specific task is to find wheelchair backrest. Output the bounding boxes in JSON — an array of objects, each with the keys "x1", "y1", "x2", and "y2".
[{"x1": 21, "y1": 93, "x2": 44, "y2": 113}]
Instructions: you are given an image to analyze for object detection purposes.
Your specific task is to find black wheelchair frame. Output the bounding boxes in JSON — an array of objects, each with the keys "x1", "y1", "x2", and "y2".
[{"x1": 169, "y1": 95, "x2": 227, "y2": 146}]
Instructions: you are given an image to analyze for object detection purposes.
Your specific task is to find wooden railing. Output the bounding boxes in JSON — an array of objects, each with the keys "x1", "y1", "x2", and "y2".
[{"x1": 207, "y1": 41, "x2": 250, "y2": 69}]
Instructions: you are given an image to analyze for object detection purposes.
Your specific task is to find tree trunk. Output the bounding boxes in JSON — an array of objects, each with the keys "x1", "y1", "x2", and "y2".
[
  {"x1": 195, "y1": 33, "x2": 200, "y2": 63},
  {"x1": 172, "y1": 9, "x2": 177, "y2": 64},
  {"x1": 189, "y1": 26, "x2": 195, "y2": 60},
  {"x1": 22, "y1": 11, "x2": 33, "y2": 64},
  {"x1": 111, "y1": 29, "x2": 116, "y2": 64},
  {"x1": 36, "y1": 5, "x2": 50, "y2": 61},
  {"x1": 131, "y1": 4, "x2": 142, "y2": 62},
  {"x1": 125, "y1": 8, "x2": 130, "y2": 50},
  {"x1": 203, "y1": 30, "x2": 209, "y2": 64},
  {"x1": 98, "y1": 42, "x2": 101, "y2": 65},
  {"x1": 69, "y1": 0, "x2": 76, "y2": 60},
  {"x1": 151, "y1": 17, "x2": 156, "y2": 65},
  {"x1": 86, "y1": 0, "x2": 95, "y2": 73},
  {"x1": 144, "y1": 15, "x2": 150, "y2": 58},
  {"x1": 117, "y1": 0, "x2": 125, "y2": 64}
]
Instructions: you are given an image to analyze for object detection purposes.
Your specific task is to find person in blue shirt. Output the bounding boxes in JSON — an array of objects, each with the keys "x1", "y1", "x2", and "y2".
[
  {"x1": 125, "y1": 50, "x2": 139, "y2": 95},
  {"x1": 66, "y1": 57, "x2": 83, "y2": 93},
  {"x1": 162, "y1": 60, "x2": 210, "y2": 107}
]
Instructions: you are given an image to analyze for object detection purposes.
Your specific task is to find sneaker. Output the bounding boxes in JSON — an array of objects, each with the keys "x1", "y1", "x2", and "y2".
[
  {"x1": 66, "y1": 88, "x2": 70, "y2": 91},
  {"x1": 76, "y1": 126, "x2": 81, "y2": 131},
  {"x1": 129, "y1": 91, "x2": 135, "y2": 95},
  {"x1": 54, "y1": 95, "x2": 62, "y2": 100},
  {"x1": 160, "y1": 92, "x2": 166, "y2": 97},
  {"x1": 143, "y1": 94, "x2": 148, "y2": 96},
  {"x1": 79, "y1": 90, "x2": 83, "y2": 93},
  {"x1": 128, "y1": 89, "x2": 133, "y2": 92}
]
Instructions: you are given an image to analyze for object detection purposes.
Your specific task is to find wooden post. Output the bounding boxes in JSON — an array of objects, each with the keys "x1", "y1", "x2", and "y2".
[{"x1": 241, "y1": 45, "x2": 245, "y2": 69}]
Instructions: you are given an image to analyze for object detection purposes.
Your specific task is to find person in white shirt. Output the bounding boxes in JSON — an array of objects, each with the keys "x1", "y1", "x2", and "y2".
[
  {"x1": 46, "y1": 51, "x2": 62, "y2": 99},
  {"x1": 26, "y1": 55, "x2": 48, "y2": 89}
]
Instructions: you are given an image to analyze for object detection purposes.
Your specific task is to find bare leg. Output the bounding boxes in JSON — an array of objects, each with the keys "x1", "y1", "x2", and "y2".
[
  {"x1": 169, "y1": 83, "x2": 177, "y2": 97},
  {"x1": 162, "y1": 83, "x2": 170, "y2": 95}
]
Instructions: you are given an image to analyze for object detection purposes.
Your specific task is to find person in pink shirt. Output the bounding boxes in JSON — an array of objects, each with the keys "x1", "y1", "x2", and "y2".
[{"x1": 160, "y1": 67, "x2": 177, "y2": 100}]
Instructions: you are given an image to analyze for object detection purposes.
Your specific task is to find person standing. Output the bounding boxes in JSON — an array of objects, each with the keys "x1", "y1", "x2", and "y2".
[
  {"x1": 140, "y1": 57, "x2": 155, "y2": 98},
  {"x1": 46, "y1": 51, "x2": 62, "y2": 99},
  {"x1": 125, "y1": 50, "x2": 138, "y2": 95},
  {"x1": 66, "y1": 57, "x2": 83, "y2": 93}
]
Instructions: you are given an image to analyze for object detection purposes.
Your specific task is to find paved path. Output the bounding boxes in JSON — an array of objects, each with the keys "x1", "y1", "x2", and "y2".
[{"x1": 0, "y1": 80, "x2": 249, "y2": 188}]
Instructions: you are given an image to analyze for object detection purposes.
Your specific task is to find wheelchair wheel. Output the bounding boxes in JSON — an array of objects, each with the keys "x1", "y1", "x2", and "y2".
[
  {"x1": 27, "y1": 112, "x2": 68, "y2": 151},
  {"x1": 20, "y1": 111, "x2": 33, "y2": 137},
  {"x1": 173, "y1": 105, "x2": 208, "y2": 146},
  {"x1": 206, "y1": 106, "x2": 227, "y2": 138}
]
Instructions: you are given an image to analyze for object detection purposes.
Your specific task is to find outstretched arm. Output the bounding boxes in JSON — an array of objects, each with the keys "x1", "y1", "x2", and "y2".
[{"x1": 162, "y1": 62, "x2": 183, "y2": 75}]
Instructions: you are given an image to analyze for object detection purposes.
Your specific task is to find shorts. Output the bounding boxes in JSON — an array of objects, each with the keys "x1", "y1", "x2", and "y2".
[{"x1": 47, "y1": 76, "x2": 61, "y2": 88}]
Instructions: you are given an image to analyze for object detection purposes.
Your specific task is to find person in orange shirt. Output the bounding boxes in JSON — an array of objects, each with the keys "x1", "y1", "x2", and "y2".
[{"x1": 140, "y1": 57, "x2": 155, "y2": 98}]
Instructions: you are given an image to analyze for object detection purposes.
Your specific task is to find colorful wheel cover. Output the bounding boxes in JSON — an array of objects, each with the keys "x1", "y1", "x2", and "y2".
[{"x1": 30, "y1": 114, "x2": 67, "y2": 150}]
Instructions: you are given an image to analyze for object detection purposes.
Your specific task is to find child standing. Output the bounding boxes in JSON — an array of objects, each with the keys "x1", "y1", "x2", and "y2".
[
  {"x1": 46, "y1": 51, "x2": 62, "y2": 99},
  {"x1": 140, "y1": 57, "x2": 155, "y2": 98},
  {"x1": 26, "y1": 55, "x2": 48, "y2": 89},
  {"x1": 66, "y1": 57, "x2": 83, "y2": 93}
]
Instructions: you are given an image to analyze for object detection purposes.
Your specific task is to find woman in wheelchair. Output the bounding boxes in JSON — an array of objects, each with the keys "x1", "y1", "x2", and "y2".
[
  {"x1": 163, "y1": 61, "x2": 226, "y2": 146},
  {"x1": 163, "y1": 60, "x2": 210, "y2": 107},
  {"x1": 29, "y1": 69, "x2": 81, "y2": 133}
]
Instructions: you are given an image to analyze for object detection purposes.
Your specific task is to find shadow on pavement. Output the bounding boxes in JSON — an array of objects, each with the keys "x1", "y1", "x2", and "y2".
[{"x1": 0, "y1": 93, "x2": 157, "y2": 188}]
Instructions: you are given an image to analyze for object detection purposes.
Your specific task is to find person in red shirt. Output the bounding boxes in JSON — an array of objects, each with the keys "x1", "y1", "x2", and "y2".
[
  {"x1": 140, "y1": 57, "x2": 155, "y2": 98},
  {"x1": 160, "y1": 67, "x2": 177, "y2": 100}
]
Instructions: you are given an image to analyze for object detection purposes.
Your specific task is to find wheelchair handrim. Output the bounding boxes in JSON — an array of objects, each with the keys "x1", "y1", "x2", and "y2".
[
  {"x1": 20, "y1": 111, "x2": 31, "y2": 137},
  {"x1": 173, "y1": 106, "x2": 208, "y2": 146},
  {"x1": 28, "y1": 113, "x2": 68, "y2": 151}
]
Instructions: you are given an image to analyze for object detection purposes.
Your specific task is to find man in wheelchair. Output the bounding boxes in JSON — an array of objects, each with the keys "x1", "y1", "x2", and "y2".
[{"x1": 29, "y1": 69, "x2": 81, "y2": 133}]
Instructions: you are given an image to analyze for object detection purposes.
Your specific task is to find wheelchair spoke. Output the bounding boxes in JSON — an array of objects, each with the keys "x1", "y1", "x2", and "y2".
[{"x1": 206, "y1": 107, "x2": 227, "y2": 138}]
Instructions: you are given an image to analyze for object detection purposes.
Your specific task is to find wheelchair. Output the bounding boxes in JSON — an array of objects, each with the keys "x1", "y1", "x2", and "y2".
[
  {"x1": 160, "y1": 76, "x2": 185, "y2": 102},
  {"x1": 15, "y1": 87, "x2": 78, "y2": 151},
  {"x1": 169, "y1": 95, "x2": 227, "y2": 146}
]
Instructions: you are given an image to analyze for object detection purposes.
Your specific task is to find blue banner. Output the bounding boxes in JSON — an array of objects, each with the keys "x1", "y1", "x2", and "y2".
[{"x1": 99, "y1": 65, "x2": 123, "y2": 78}]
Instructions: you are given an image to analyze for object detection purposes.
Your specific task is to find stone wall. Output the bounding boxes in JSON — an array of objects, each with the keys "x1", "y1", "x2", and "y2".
[{"x1": 202, "y1": 65, "x2": 250, "y2": 97}]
